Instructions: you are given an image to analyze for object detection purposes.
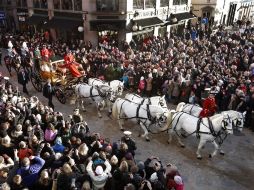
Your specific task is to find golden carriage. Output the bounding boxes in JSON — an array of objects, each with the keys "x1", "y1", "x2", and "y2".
[{"x1": 31, "y1": 59, "x2": 83, "y2": 104}]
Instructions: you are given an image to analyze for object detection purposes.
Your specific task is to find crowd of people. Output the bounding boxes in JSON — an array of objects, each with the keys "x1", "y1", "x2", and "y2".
[
  {"x1": 1, "y1": 18, "x2": 254, "y2": 189},
  {"x1": 0, "y1": 75, "x2": 184, "y2": 190}
]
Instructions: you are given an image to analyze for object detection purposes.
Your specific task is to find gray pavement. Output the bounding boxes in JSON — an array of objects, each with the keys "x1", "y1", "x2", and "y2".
[{"x1": 1, "y1": 49, "x2": 254, "y2": 190}]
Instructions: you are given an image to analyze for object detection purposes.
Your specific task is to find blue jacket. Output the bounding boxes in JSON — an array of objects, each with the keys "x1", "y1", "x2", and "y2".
[
  {"x1": 16, "y1": 156, "x2": 45, "y2": 187},
  {"x1": 52, "y1": 143, "x2": 65, "y2": 153}
]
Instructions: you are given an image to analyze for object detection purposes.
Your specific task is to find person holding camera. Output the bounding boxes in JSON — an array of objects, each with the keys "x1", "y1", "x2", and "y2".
[{"x1": 86, "y1": 152, "x2": 112, "y2": 190}]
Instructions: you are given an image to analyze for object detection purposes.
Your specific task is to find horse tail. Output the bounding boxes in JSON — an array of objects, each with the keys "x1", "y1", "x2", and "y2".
[
  {"x1": 176, "y1": 102, "x2": 185, "y2": 112},
  {"x1": 112, "y1": 98, "x2": 119, "y2": 120},
  {"x1": 160, "y1": 110, "x2": 176, "y2": 131}
]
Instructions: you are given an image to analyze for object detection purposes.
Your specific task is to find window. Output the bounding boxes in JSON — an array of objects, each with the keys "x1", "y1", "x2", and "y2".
[
  {"x1": 16, "y1": 0, "x2": 26, "y2": 6},
  {"x1": 145, "y1": 0, "x2": 155, "y2": 8},
  {"x1": 173, "y1": 0, "x2": 188, "y2": 5},
  {"x1": 33, "y1": 0, "x2": 47, "y2": 9},
  {"x1": 160, "y1": 0, "x2": 169, "y2": 7},
  {"x1": 133, "y1": 0, "x2": 144, "y2": 9},
  {"x1": 62, "y1": 0, "x2": 72, "y2": 10},
  {"x1": 53, "y1": 0, "x2": 60, "y2": 9},
  {"x1": 96, "y1": 0, "x2": 119, "y2": 11},
  {"x1": 74, "y1": 0, "x2": 82, "y2": 11}
]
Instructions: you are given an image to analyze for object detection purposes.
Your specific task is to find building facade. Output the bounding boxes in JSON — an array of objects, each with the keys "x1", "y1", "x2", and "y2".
[
  {"x1": 191, "y1": 0, "x2": 254, "y2": 26},
  {"x1": 0, "y1": 0, "x2": 196, "y2": 47}
]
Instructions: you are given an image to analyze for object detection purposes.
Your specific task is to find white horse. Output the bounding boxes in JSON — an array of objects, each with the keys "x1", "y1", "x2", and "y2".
[
  {"x1": 112, "y1": 98, "x2": 172, "y2": 141},
  {"x1": 88, "y1": 78, "x2": 124, "y2": 96},
  {"x1": 168, "y1": 111, "x2": 233, "y2": 159},
  {"x1": 125, "y1": 93, "x2": 168, "y2": 111},
  {"x1": 74, "y1": 83, "x2": 115, "y2": 118},
  {"x1": 176, "y1": 102, "x2": 245, "y2": 131}
]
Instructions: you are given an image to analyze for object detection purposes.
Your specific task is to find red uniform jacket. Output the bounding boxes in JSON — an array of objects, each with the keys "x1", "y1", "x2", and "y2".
[
  {"x1": 59, "y1": 62, "x2": 82, "y2": 78},
  {"x1": 41, "y1": 48, "x2": 49, "y2": 59},
  {"x1": 199, "y1": 97, "x2": 217, "y2": 118}
]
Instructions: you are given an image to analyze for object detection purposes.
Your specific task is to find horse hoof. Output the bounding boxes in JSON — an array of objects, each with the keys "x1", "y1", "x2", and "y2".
[
  {"x1": 120, "y1": 128, "x2": 124, "y2": 131},
  {"x1": 138, "y1": 134, "x2": 141, "y2": 137},
  {"x1": 209, "y1": 154, "x2": 212, "y2": 158},
  {"x1": 220, "y1": 152, "x2": 225, "y2": 156},
  {"x1": 167, "y1": 140, "x2": 171, "y2": 144},
  {"x1": 98, "y1": 115, "x2": 102, "y2": 118},
  {"x1": 197, "y1": 156, "x2": 202, "y2": 160},
  {"x1": 146, "y1": 138, "x2": 150, "y2": 142},
  {"x1": 181, "y1": 145, "x2": 185, "y2": 148}
]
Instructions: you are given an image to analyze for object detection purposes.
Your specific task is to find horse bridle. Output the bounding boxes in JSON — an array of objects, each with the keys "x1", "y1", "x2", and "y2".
[{"x1": 221, "y1": 114, "x2": 233, "y2": 133}]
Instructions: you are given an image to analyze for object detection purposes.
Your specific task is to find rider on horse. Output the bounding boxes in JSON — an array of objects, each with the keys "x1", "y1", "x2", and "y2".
[{"x1": 199, "y1": 88, "x2": 218, "y2": 118}]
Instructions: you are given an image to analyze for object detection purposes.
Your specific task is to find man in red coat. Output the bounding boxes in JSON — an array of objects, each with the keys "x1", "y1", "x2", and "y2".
[
  {"x1": 199, "y1": 91, "x2": 217, "y2": 118},
  {"x1": 60, "y1": 52, "x2": 84, "y2": 78}
]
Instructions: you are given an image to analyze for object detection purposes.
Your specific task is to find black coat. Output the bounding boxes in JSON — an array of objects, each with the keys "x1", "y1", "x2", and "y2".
[
  {"x1": 43, "y1": 83, "x2": 54, "y2": 98},
  {"x1": 17, "y1": 70, "x2": 29, "y2": 85}
]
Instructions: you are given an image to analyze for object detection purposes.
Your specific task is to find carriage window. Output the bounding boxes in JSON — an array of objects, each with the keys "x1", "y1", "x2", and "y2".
[{"x1": 173, "y1": 0, "x2": 187, "y2": 5}]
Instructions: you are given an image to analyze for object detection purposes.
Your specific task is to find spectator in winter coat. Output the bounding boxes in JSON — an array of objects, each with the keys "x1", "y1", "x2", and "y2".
[
  {"x1": 16, "y1": 156, "x2": 45, "y2": 188},
  {"x1": 86, "y1": 159, "x2": 112, "y2": 190},
  {"x1": 52, "y1": 137, "x2": 65, "y2": 153}
]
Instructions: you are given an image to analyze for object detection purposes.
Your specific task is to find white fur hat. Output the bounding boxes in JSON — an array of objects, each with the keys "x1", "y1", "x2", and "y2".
[{"x1": 95, "y1": 166, "x2": 103, "y2": 175}]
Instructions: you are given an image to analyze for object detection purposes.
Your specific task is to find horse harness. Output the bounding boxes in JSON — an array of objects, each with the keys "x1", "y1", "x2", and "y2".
[
  {"x1": 173, "y1": 112, "x2": 231, "y2": 145},
  {"x1": 118, "y1": 99, "x2": 156, "y2": 128}
]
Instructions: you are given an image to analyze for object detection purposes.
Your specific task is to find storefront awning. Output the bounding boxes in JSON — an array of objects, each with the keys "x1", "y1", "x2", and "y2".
[
  {"x1": 174, "y1": 12, "x2": 196, "y2": 21},
  {"x1": 165, "y1": 12, "x2": 197, "y2": 25},
  {"x1": 90, "y1": 20, "x2": 126, "y2": 31},
  {"x1": 43, "y1": 17, "x2": 83, "y2": 30},
  {"x1": 134, "y1": 17, "x2": 164, "y2": 28},
  {"x1": 25, "y1": 14, "x2": 48, "y2": 25}
]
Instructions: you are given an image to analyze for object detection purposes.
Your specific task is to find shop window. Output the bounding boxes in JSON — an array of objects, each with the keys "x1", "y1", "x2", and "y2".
[
  {"x1": 173, "y1": 0, "x2": 187, "y2": 5},
  {"x1": 74, "y1": 0, "x2": 82, "y2": 11},
  {"x1": 33, "y1": 0, "x2": 47, "y2": 9},
  {"x1": 96, "y1": 0, "x2": 119, "y2": 12},
  {"x1": 133, "y1": 0, "x2": 144, "y2": 9},
  {"x1": 145, "y1": 0, "x2": 155, "y2": 8},
  {"x1": 160, "y1": 0, "x2": 169, "y2": 7}
]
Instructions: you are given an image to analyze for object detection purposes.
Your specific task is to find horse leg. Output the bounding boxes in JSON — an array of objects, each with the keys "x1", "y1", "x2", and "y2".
[
  {"x1": 209, "y1": 141, "x2": 219, "y2": 158},
  {"x1": 140, "y1": 122, "x2": 150, "y2": 141},
  {"x1": 175, "y1": 129, "x2": 185, "y2": 148},
  {"x1": 118, "y1": 112, "x2": 124, "y2": 131},
  {"x1": 97, "y1": 102, "x2": 102, "y2": 118},
  {"x1": 168, "y1": 128, "x2": 174, "y2": 144},
  {"x1": 196, "y1": 139, "x2": 206, "y2": 159}
]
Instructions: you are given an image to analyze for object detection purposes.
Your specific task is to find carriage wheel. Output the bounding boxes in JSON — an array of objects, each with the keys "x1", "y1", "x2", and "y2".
[
  {"x1": 55, "y1": 88, "x2": 66, "y2": 104},
  {"x1": 31, "y1": 74, "x2": 42, "y2": 92}
]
